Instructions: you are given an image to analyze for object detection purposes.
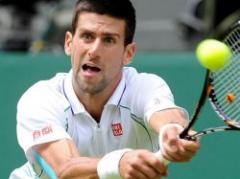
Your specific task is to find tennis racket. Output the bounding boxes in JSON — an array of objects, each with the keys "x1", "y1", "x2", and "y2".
[
  {"x1": 156, "y1": 20, "x2": 240, "y2": 164},
  {"x1": 180, "y1": 20, "x2": 240, "y2": 140}
]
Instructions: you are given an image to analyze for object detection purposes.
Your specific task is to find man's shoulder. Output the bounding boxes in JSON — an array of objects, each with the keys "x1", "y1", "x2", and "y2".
[
  {"x1": 26, "y1": 72, "x2": 67, "y2": 94},
  {"x1": 17, "y1": 72, "x2": 69, "y2": 109},
  {"x1": 123, "y1": 67, "x2": 166, "y2": 85}
]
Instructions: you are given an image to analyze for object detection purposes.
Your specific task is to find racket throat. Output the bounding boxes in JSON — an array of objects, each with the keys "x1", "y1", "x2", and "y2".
[{"x1": 225, "y1": 120, "x2": 240, "y2": 129}]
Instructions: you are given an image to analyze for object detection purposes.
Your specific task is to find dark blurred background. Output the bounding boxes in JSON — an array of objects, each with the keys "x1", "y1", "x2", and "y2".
[
  {"x1": 0, "y1": 0, "x2": 74, "y2": 53},
  {"x1": 0, "y1": 0, "x2": 239, "y2": 52}
]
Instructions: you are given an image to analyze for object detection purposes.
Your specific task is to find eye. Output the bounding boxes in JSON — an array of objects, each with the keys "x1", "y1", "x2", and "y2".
[
  {"x1": 103, "y1": 36, "x2": 116, "y2": 45},
  {"x1": 81, "y1": 33, "x2": 94, "y2": 42}
]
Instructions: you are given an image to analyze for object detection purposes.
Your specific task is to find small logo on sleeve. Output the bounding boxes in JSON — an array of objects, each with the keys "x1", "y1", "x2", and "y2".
[
  {"x1": 112, "y1": 123, "x2": 123, "y2": 136},
  {"x1": 32, "y1": 126, "x2": 53, "y2": 140}
]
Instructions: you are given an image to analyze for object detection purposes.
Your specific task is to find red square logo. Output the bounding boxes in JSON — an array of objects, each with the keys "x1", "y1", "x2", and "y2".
[{"x1": 112, "y1": 123, "x2": 123, "y2": 136}]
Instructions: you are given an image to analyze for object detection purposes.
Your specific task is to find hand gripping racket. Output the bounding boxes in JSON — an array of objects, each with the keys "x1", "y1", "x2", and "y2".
[{"x1": 157, "y1": 20, "x2": 240, "y2": 164}]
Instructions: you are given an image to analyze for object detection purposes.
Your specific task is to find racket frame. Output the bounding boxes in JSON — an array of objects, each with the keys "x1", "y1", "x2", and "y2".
[{"x1": 179, "y1": 21, "x2": 240, "y2": 139}]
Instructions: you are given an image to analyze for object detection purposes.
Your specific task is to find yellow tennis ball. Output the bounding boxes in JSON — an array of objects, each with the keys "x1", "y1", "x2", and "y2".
[{"x1": 196, "y1": 39, "x2": 232, "y2": 71}]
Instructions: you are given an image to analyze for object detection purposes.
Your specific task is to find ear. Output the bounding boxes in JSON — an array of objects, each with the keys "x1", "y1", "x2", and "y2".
[
  {"x1": 123, "y1": 42, "x2": 136, "y2": 65},
  {"x1": 64, "y1": 31, "x2": 73, "y2": 56}
]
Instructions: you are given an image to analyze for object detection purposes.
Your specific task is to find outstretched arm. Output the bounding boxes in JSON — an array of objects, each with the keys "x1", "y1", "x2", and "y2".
[
  {"x1": 34, "y1": 138, "x2": 168, "y2": 179},
  {"x1": 149, "y1": 108, "x2": 200, "y2": 162}
]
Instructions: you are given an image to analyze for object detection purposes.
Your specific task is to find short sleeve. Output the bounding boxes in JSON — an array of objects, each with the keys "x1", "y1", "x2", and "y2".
[{"x1": 16, "y1": 80, "x2": 71, "y2": 159}]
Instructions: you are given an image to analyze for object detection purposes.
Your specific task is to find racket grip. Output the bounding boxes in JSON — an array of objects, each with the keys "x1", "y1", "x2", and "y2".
[{"x1": 154, "y1": 150, "x2": 170, "y2": 166}]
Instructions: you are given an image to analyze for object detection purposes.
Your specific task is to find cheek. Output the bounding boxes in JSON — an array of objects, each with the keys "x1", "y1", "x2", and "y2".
[
  {"x1": 71, "y1": 44, "x2": 84, "y2": 69},
  {"x1": 108, "y1": 57, "x2": 125, "y2": 74},
  {"x1": 70, "y1": 55, "x2": 81, "y2": 75},
  {"x1": 110, "y1": 49, "x2": 125, "y2": 66}
]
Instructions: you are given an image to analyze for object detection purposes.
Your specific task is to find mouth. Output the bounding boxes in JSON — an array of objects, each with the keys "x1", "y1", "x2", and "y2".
[{"x1": 82, "y1": 64, "x2": 101, "y2": 76}]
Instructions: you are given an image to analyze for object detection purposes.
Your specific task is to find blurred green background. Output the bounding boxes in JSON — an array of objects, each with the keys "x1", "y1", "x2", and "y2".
[{"x1": 1, "y1": 52, "x2": 240, "y2": 179}]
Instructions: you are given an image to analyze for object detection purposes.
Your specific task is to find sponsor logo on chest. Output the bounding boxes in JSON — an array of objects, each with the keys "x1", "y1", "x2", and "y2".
[{"x1": 111, "y1": 123, "x2": 123, "y2": 136}]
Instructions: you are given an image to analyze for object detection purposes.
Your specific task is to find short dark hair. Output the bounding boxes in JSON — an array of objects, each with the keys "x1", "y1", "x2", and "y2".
[{"x1": 72, "y1": 0, "x2": 136, "y2": 45}]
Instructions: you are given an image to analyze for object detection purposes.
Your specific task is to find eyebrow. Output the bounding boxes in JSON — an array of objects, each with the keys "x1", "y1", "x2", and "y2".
[
  {"x1": 79, "y1": 28, "x2": 121, "y2": 38},
  {"x1": 102, "y1": 32, "x2": 120, "y2": 39}
]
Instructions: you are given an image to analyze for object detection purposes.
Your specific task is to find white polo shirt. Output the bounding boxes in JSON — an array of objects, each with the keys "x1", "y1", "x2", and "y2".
[{"x1": 14, "y1": 67, "x2": 183, "y2": 177}]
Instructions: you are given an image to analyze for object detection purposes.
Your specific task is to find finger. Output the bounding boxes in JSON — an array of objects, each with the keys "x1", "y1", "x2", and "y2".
[
  {"x1": 161, "y1": 141, "x2": 182, "y2": 161},
  {"x1": 177, "y1": 148, "x2": 197, "y2": 162},
  {"x1": 149, "y1": 156, "x2": 168, "y2": 177},
  {"x1": 163, "y1": 141, "x2": 199, "y2": 162},
  {"x1": 123, "y1": 151, "x2": 168, "y2": 179},
  {"x1": 140, "y1": 152, "x2": 168, "y2": 177},
  {"x1": 128, "y1": 158, "x2": 165, "y2": 179},
  {"x1": 162, "y1": 140, "x2": 193, "y2": 162},
  {"x1": 163, "y1": 148, "x2": 192, "y2": 162},
  {"x1": 126, "y1": 168, "x2": 148, "y2": 179},
  {"x1": 133, "y1": 163, "x2": 162, "y2": 179},
  {"x1": 180, "y1": 139, "x2": 201, "y2": 153}
]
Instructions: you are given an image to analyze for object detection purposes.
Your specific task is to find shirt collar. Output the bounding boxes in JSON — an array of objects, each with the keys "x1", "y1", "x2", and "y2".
[
  {"x1": 64, "y1": 70, "x2": 85, "y2": 115},
  {"x1": 64, "y1": 70, "x2": 126, "y2": 115},
  {"x1": 106, "y1": 73, "x2": 126, "y2": 106}
]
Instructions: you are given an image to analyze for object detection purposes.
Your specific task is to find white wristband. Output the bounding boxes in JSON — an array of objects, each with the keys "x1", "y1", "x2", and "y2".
[
  {"x1": 159, "y1": 123, "x2": 184, "y2": 153},
  {"x1": 97, "y1": 149, "x2": 132, "y2": 179}
]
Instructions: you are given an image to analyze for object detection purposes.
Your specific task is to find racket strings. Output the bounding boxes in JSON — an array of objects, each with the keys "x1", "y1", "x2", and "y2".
[
  {"x1": 210, "y1": 25, "x2": 240, "y2": 121},
  {"x1": 213, "y1": 56, "x2": 239, "y2": 100},
  {"x1": 212, "y1": 29, "x2": 240, "y2": 87}
]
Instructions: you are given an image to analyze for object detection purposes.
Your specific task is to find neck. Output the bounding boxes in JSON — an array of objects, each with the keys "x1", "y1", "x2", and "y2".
[
  {"x1": 74, "y1": 77, "x2": 121, "y2": 122},
  {"x1": 81, "y1": 94, "x2": 107, "y2": 122}
]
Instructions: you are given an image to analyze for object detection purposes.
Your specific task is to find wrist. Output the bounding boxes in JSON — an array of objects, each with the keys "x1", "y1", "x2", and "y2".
[
  {"x1": 159, "y1": 123, "x2": 184, "y2": 151},
  {"x1": 97, "y1": 149, "x2": 132, "y2": 179}
]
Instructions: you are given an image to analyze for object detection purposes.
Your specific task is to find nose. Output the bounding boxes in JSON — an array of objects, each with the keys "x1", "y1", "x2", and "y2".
[{"x1": 88, "y1": 39, "x2": 101, "y2": 59}]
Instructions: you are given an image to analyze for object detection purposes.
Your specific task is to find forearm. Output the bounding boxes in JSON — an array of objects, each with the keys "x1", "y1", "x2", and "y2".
[
  {"x1": 57, "y1": 157, "x2": 100, "y2": 179},
  {"x1": 57, "y1": 149, "x2": 132, "y2": 179},
  {"x1": 34, "y1": 140, "x2": 100, "y2": 179},
  {"x1": 149, "y1": 108, "x2": 188, "y2": 133}
]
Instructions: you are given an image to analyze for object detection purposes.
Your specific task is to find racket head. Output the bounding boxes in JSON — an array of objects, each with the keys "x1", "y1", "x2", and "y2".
[{"x1": 208, "y1": 20, "x2": 240, "y2": 128}]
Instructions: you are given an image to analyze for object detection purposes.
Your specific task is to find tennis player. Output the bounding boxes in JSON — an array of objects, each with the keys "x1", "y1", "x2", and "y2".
[{"x1": 10, "y1": 0, "x2": 200, "y2": 178}]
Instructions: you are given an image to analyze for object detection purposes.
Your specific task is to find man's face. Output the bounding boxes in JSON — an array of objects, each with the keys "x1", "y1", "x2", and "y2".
[{"x1": 65, "y1": 12, "x2": 135, "y2": 95}]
